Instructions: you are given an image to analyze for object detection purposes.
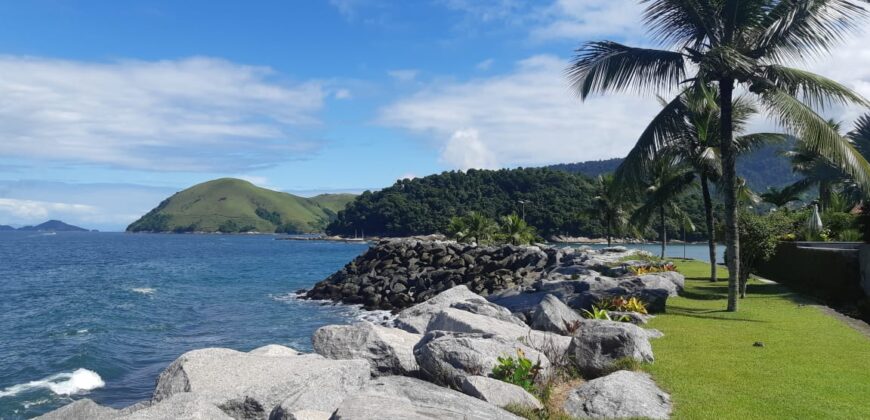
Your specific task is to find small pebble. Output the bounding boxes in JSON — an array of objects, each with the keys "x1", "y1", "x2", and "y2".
[{"x1": 753, "y1": 341, "x2": 764, "y2": 347}]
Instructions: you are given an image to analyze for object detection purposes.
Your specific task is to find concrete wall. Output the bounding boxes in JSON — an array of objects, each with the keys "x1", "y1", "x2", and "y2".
[{"x1": 755, "y1": 242, "x2": 867, "y2": 304}]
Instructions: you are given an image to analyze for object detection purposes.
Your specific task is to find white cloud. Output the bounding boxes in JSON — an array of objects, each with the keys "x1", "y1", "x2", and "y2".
[
  {"x1": 334, "y1": 88, "x2": 353, "y2": 99},
  {"x1": 439, "y1": 0, "x2": 529, "y2": 22},
  {"x1": 388, "y1": 69, "x2": 419, "y2": 82},
  {"x1": 476, "y1": 59, "x2": 495, "y2": 71},
  {"x1": 530, "y1": 0, "x2": 644, "y2": 42},
  {"x1": 0, "y1": 198, "x2": 97, "y2": 222},
  {"x1": 380, "y1": 55, "x2": 661, "y2": 168},
  {"x1": 0, "y1": 56, "x2": 326, "y2": 171}
]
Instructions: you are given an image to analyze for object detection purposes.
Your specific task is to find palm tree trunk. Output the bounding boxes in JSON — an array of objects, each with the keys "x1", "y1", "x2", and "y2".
[
  {"x1": 819, "y1": 182, "x2": 831, "y2": 212},
  {"x1": 700, "y1": 173, "x2": 718, "y2": 282},
  {"x1": 607, "y1": 215, "x2": 612, "y2": 247},
  {"x1": 660, "y1": 205, "x2": 666, "y2": 259},
  {"x1": 720, "y1": 78, "x2": 740, "y2": 312}
]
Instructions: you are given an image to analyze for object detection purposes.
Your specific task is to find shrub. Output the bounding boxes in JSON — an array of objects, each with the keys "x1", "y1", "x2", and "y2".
[
  {"x1": 736, "y1": 210, "x2": 794, "y2": 298},
  {"x1": 581, "y1": 305, "x2": 631, "y2": 322},
  {"x1": 628, "y1": 262, "x2": 677, "y2": 275},
  {"x1": 492, "y1": 349, "x2": 542, "y2": 393},
  {"x1": 596, "y1": 297, "x2": 648, "y2": 314}
]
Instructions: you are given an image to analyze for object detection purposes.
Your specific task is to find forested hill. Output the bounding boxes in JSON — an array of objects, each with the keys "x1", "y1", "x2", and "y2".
[
  {"x1": 326, "y1": 168, "x2": 710, "y2": 240},
  {"x1": 128, "y1": 178, "x2": 355, "y2": 233},
  {"x1": 548, "y1": 143, "x2": 800, "y2": 192}
]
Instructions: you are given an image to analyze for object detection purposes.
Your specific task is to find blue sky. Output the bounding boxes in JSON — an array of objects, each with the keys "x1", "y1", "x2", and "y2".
[{"x1": 0, "y1": 0, "x2": 868, "y2": 230}]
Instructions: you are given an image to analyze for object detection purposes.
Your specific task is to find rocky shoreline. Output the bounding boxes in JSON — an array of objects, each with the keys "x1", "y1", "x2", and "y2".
[{"x1": 40, "y1": 240, "x2": 683, "y2": 420}]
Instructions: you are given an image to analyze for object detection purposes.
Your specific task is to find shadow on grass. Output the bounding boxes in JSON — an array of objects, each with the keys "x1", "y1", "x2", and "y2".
[{"x1": 664, "y1": 306, "x2": 766, "y2": 322}]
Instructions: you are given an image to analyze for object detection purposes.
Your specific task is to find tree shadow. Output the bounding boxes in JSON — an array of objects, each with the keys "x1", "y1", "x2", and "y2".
[{"x1": 664, "y1": 306, "x2": 766, "y2": 323}]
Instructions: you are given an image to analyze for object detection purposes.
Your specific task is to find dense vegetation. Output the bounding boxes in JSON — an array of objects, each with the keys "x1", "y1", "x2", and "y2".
[
  {"x1": 127, "y1": 178, "x2": 355, "y2": 234},
  {"x1": 326, "y1": 168, "x2": 713, "y2": 240}
]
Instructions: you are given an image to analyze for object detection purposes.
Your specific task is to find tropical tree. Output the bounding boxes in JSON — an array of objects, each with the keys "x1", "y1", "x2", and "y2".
[
  {"x1": 447, "y1": 212, "x2": 498, "y2": 244},
  {"x1": 760, "y1": 185, "x2": 802, "y2": 209},
  {"x1": 630, "y1": 156, "x2": 697, "y2": 258},
  {"x1": 568, "y1": 0, "x2": 870, "y2": 311},
  {"x1": 617, "y1": 82, "x2": 783, "y2": 281},
  {"x1": 498, "y1": 214, "x2": 538, "y2": 245},
  {"x1": 588, "y1": 174, "x2": 632, "y2": 246}
]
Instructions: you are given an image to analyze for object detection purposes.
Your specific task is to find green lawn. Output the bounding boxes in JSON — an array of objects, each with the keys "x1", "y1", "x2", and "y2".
[{"x1": 646, "y1": 261, "x2": 870, "y2": 420}]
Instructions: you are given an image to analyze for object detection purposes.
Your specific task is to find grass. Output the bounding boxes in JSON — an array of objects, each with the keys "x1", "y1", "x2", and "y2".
[{"x1": 647, "y1": 261, "x2": 870, "y2": 420}]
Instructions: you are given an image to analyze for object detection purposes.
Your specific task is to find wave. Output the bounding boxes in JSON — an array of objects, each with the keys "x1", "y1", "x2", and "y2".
[
  {"x1": 131, "y1": 287, "x2": 156, "y2": 295},
  {"x1": 270, "y1": 292, "x2": 395, "y2": 327},
  {"x1": 0, "y1": 369, "x2": 105, "y2": 398}
]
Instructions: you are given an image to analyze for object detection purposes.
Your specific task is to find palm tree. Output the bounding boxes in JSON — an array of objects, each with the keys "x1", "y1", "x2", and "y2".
[
  {"x1": 630, "y1": 156, "x2": 697, "y2": 258},
  {"x1": 588, "y1": 174, "x2": 632, "y2": 246},
  {"x1": 617, "y1": 82, "x2": 783, "y2": 281},
  {"x1": 760, "y1": 186, "x2": 802, "y2": 209},
  {"x1": 568, "y1": 0, "x2": 870, "y2": 311},
  {"x1": 499, "y1": 214, "x2": 537, "y2": 245},
  {"x1": 447, "y1": 212, "x2": 498, "y2": 245}
]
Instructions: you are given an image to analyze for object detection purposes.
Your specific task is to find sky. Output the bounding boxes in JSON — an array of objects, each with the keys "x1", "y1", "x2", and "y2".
[{"x1": 0, "y1": 0, "x2": 869, "y2": 231}]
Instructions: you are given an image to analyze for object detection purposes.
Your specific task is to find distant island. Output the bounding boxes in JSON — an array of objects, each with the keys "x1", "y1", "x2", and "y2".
[
  {"x1": 4, "y1": 220, "x2": 90, "y2": 232},
  {"x1": 127, "y1": 178, "x2": 356, "y2": 234}
]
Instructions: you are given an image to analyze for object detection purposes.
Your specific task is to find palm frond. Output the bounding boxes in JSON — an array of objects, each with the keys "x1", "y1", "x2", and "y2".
[
  {"x1": 754, "y1": 0, "x2": 870, "y2": 63},
  {"x1": 762, "y1": 88, "x2": 870, "y2": 195},
  {"x1": 641, "y1": 0, "x2": 720, "y2": 48},
  {"x1": 567, "y1": 41, "x2": 687, "y2": 99},
  {"x1": 759, "y1": 65, "x2": 869, "y2": 109},
  {"x1": 733, "y1": 133, "x2": 789, "y2": 154},
  {"x1": 615, "y1": 94, "x2": 689, "y2": 186}
]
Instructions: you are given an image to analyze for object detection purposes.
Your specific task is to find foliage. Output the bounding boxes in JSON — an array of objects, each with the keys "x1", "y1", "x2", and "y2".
[
  {"x1": 586, "y1": 174, "x2": 632, "y2": 245},
  {"x1": 498, "y1": 214, "x2": 538, "y2": 245},
  {"x1": 647, "y1": 261, "x2": 870, "y2": 419},
  {"x1": 447, "y1": 212, "x2": 499, "y2": 245},
  {"x1": 491, "y1": 349, "x2": 542, "y2": 393},
  {"x1": 617, "y1": 252, "x2": 662, "y2": 264},
  {"x1": 581, "y1": 305, "x2": 632, "y2": 322},
  {"x1": 735, "y1": 211, "x2": 794, "y2": 297},
  {"x1": 838, "y1": 229, "x2": 862, "y2": 242},
  {"x1": 327, "y1": 167, "x2": 713, "y2": 241},
  {"x1": 597, "y1": 296, "x2": 649, "y2": 315},
  {"x1": 628, "y1": 262, "x2": 677, "y2": 275}
]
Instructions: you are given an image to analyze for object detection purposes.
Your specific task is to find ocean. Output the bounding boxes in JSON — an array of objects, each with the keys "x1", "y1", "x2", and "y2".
[{"x1": 0, "y1": 232, "x2": 722, "y2": 418}]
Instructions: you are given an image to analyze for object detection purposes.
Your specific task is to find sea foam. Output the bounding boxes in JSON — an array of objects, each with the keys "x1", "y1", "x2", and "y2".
[
  {"x1": 0, "y1": 369, "x2": 105, "y2": 398},
  {"x1": 131, "y1": 287, "x2": 156, "y2": 295}
]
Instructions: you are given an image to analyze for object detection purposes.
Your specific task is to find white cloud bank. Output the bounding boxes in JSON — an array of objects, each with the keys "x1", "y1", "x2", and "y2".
[
  {"x1": 380, "y1": 55, "x2": 661, "y2": 169},
  {"x1": 0, "y1": 56, "x2": 325, "y2": 171}
]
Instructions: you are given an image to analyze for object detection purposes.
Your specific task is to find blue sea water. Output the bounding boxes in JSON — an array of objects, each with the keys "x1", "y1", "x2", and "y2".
[
  {"x1": 0, "y1": 232, "x2": 369, "y2": 419},
  {"x1": 0, "y1": 232, "x2": 723, "y2": 419}
]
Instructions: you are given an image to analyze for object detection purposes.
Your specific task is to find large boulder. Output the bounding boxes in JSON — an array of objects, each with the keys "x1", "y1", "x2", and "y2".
[
  {"x1": 119, "y1": 393, "x2": 232, "y2": 420},
  {"x1": 413, "y1": 331, "x2": 550, "y2": 387},
  {"x1": 331, "y1": 376, "x2": 523, "y2": 420},
  {"x1": 567, "y1": 320, "x2": 654, "y2": 378},
  {"x1": 460, "y1": 376, "x2": 543, "y2": 410},
  {"x1": 152, "y1": 347, "x2": 369, "y2": 419},
  {"x1": 35, "y1": 399, "x2": 118, "y2": 420},
  {"x1": 395, "y1": 286, "x2": 524, "y2": 334},
  {"x1": 425, "y1": 308, "x2": 572, "y2": 361},
  {"x1": 248, "y1": 344, "x2": 301, "y2": 358},
  {"x1": 269, "y1": 372, "x2": 371, "y2": 419},
  {"x1": 312, "y1": 322, "x2": 421, "y2": 376},
  {"x1": 562, "y1": 370, "x2": 672, "y2": 419},
  {"x1": 529, "y1": 294, "x2": 584, "y2": 335}
]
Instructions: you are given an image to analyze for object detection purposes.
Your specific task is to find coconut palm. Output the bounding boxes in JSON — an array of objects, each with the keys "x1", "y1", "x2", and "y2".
[
  {"x1": 499, "y1": 214, "x2": 537, "y2": 245},
  {"x1": 447, "y1": 212, "x2": 498, "y2": 245},
  {"x1": 588, "y1": 174, "x2": 633, "y2": 246},
  {"x1": 630, "y1": 156, "x2": 697, "y2": 258},
  {"x1": 567, "y1": 0, "x2": 870, "y2": 311},
  {"x1": 760, "y1": 185, "x2": 802, "y2": 209},
  {"x1": 617, "y1": 82, "x2": 784, "y2": 281}
]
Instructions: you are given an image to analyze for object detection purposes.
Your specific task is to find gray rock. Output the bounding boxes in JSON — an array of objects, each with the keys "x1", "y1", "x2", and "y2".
[
  {"x1": 562, "y1": 370, "x2": 672, "y2": 419},
  {"x1": 599, "y1": 246, "x2": 628, "y2": 253},
  {"x1": 608, "y1": 311, "x2": 653, "y2": 325},
  {"x1": 331, "y1": 376, "x2": 523, "y2": 420},
  {"x1": 35, "y1": 398, "x2": 118, "y2": 420},
  {"x1": 626, "y1": 275, "x2": 680, "y2": 297},
  {"x1": 657, "y1": 270, "x2": 685, "y2": 291},
  {"x1": 425, "y1": 308, "x2": 572, "y2": 360},
  {"x1": 567, "y1": 320, "x2": 654, "y2": 378},
  {"x1": 312, "y1": 322, "x2": 421, "y2": 376},
  {"x1": 152, "y1": 347, "x2": 369, "y2": 419},
  {"x1": 119, "y1": 393, "x2": 232, "y2": 420},
  {"x1": 460, "y1": 375, "x2": 543, "y2": 410},
  {"x1": 530, "y1": 294, "x2": 584, "y2": 335},
  {"x1": 283, "y1": 410, "x2": 330, "y2": 420},
  {"x1": 395, "y1": 286, "x2": 523, "y2": 334},
  {"x1": 269, "y1": 371, "x2": 369, "y2": 419},
  {"x1": 248, "y1": 344, "x2": 301, "y2": 357},
  {"x1": 413, "y1": 331, "x2": 550, "y2": 387}
]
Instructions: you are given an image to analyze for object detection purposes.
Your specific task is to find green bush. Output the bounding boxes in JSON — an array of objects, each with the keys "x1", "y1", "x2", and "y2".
[
  {"x1": 736, "y1": 211, "x2": 794, "y2": 297},
  {"x1": 492, "y1": 349, "x2": 542, "y2": 393}
]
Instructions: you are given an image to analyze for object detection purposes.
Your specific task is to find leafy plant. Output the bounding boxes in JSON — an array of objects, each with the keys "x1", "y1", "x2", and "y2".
[
  {"x1": 581, "y1": 305, "x2": 631, "y2": 322},
  {"x1": 492, "y1": 349, "x2": 542, "y2": 393},
  {"x1": 628, "y1": 262, "x2": 677, "y2": 275},
  {"x1": 597, "y1": 297, "x2": 649, "y2": 315},
  {"x1": 497, "y1": 214, "x2": 538, "y2": 245}
]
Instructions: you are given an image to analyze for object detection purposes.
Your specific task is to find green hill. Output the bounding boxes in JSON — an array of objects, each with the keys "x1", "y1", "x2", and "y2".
[{"x1": 127, "y1": 178, "x2": 355, "y2": 234}]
